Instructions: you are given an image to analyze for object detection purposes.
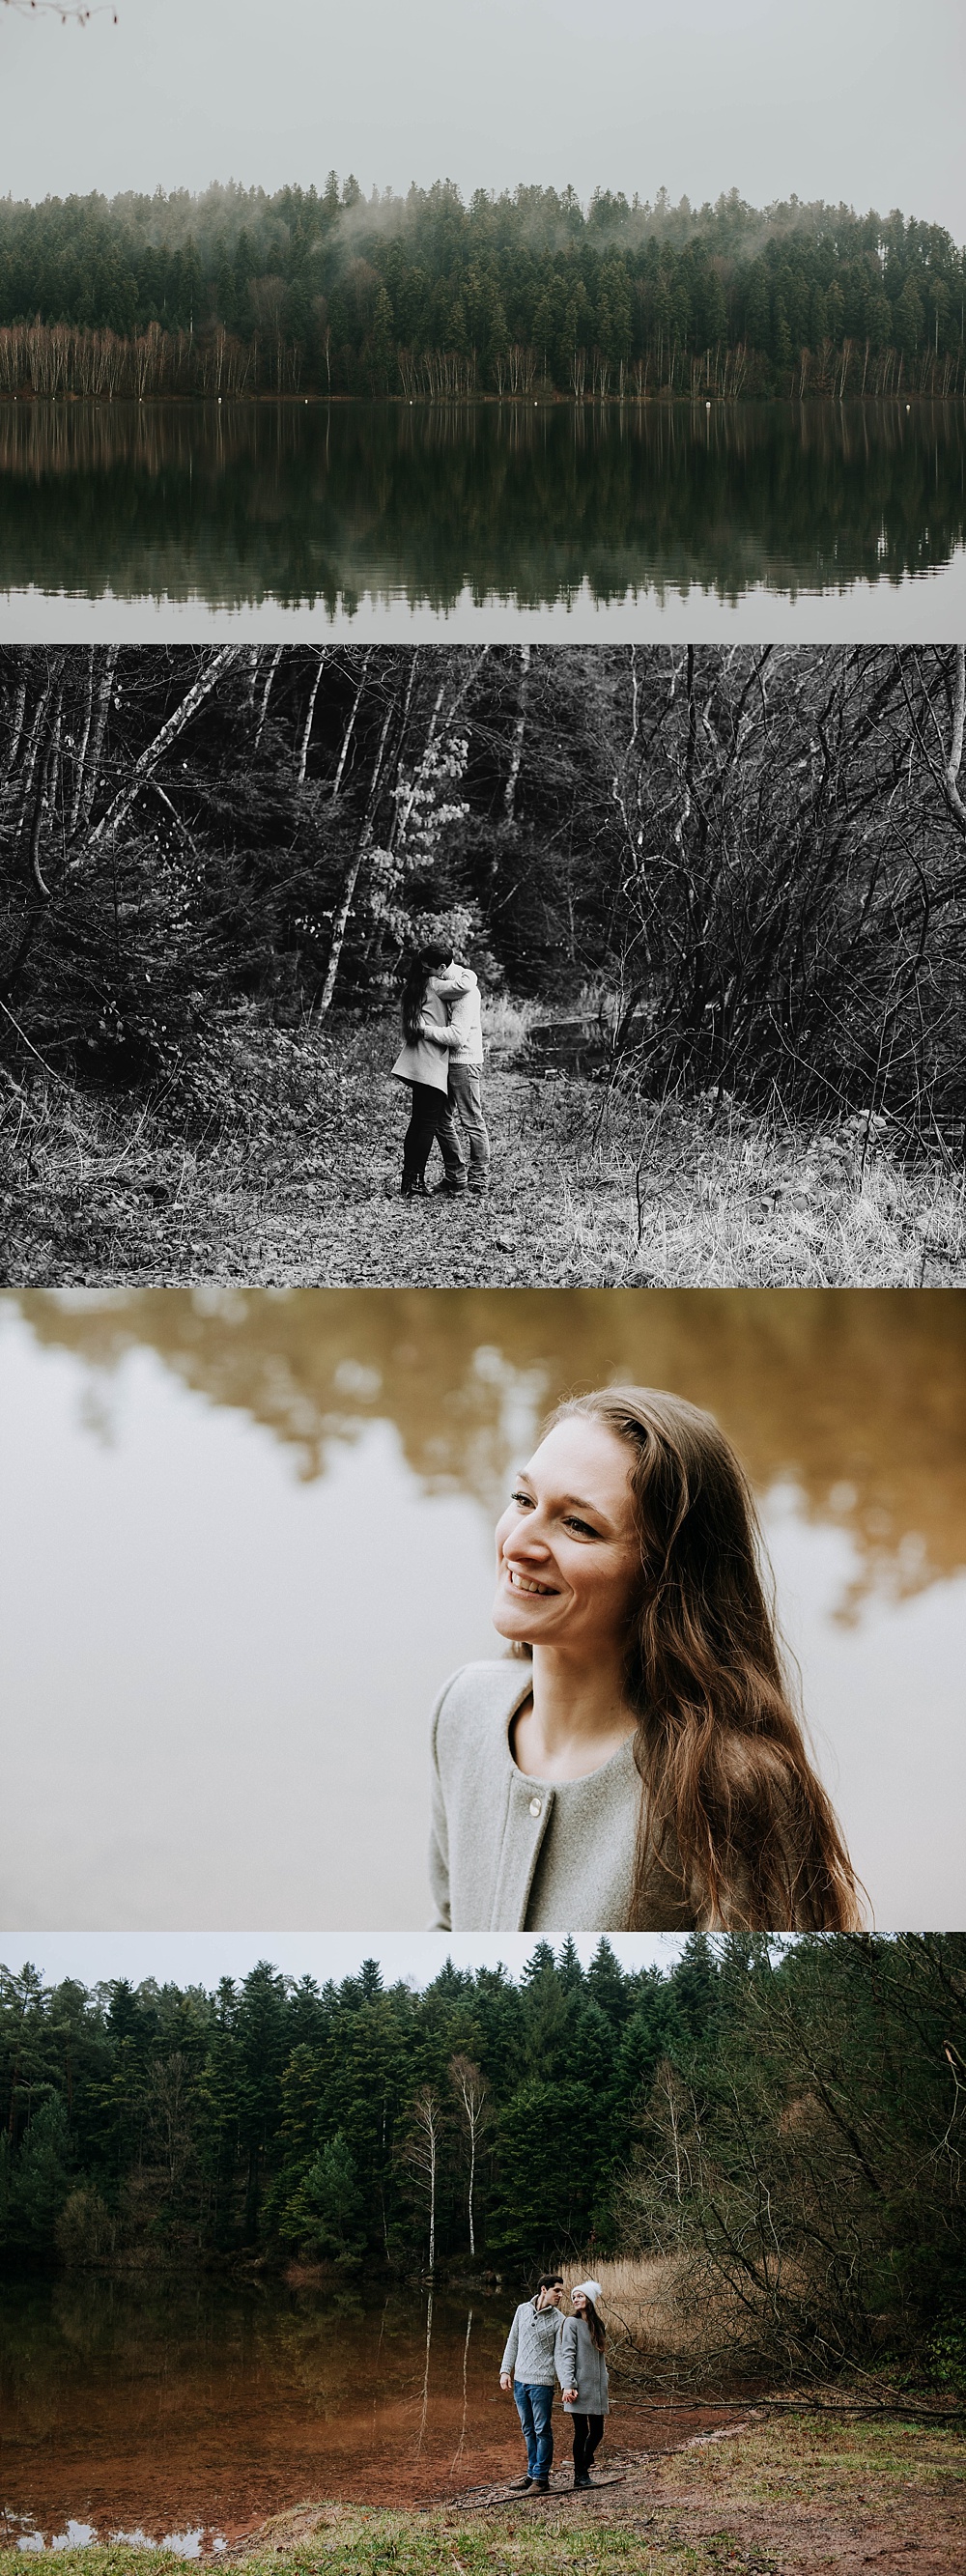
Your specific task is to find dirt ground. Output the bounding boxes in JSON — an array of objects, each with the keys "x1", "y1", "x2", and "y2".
[
  {"x1": 212, "y1": 2407, "x2": 966, "y2": 2575},
  {"x1": 237, "y1": 2409, "x2": 966, "y2": 2576},
  {"x1": 3, "y1": 1044, "x2": 963, "y2": 1288},
  {"x1": 1, "y1": 2405, "x2": 962, "y2": 2576}
]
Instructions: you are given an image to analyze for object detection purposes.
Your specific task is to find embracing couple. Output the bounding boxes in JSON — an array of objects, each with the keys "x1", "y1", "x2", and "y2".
[
  {"x1": 391, "y1": 944, "x2": 491, "y2": 1199},
  {"x1": 499, "y1": 2275, "x2": 609, "y2": 2494}
]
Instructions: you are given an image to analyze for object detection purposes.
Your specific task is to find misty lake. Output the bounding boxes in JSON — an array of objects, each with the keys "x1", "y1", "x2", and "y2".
[
  {"x1": 0, "y1": 2272, "x2": 723, "y2": 2542},
  {"x1": 2, "y1": 397, "x2": 966, "y2": 639},
  {"x1": 1, "y1": 1288, "x2": 964, "y2": 1932}
]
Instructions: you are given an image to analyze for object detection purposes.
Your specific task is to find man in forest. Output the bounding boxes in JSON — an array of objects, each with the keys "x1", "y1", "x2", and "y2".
[
  {"x1": 498, "y1": 2274, "x2": 564, "y2": 2491},
  {"x1": 429, "y1": 955, "x2": 491, "y2": 1195}
]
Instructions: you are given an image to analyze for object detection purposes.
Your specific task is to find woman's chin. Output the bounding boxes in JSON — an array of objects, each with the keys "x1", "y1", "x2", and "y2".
[{"x1": 492, "y1": 1599, "x2": 538, "y2": 1643}]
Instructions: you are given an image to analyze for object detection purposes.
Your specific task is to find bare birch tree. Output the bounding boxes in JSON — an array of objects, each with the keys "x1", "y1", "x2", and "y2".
[
  {"x1": 401, "y1": 2084, "x2": 442, "y2": 2273},
  {"x1": 448, "y1": 2053, "x2": 489, "y2": 2258}
]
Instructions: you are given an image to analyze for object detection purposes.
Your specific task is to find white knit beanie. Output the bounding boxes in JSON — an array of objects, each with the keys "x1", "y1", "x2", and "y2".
[{"x1": 571, "y1": 2278, "x2": 603, "y2": 2305}]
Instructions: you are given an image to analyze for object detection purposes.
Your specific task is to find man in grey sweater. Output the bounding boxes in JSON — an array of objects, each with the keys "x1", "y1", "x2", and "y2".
[
  {"x1": 429, "y1": 959, "x2": 491, "y2": 1193},
  {"x1": 498, "y1": 2275, "x2": 564, "y2": 2490}
]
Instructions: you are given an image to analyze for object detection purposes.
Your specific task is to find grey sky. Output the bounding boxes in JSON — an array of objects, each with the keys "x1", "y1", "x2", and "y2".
[
  {"x1": 0, "y1": 1932, "x2": 688, "y2": 1993},
  {"x1": 3, "y1": 0, "x2": 965, "y2": 239}
]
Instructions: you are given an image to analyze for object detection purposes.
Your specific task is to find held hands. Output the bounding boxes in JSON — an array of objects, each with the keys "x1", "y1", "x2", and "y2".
[{"x1": 562, "y1": 2387, "x2": 579, "y2": 2404}]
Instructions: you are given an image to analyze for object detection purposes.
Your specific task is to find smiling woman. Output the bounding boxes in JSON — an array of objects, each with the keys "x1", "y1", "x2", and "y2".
[{"x1": 430, "y1": 1387, "x2": 863, "y2": 1934}]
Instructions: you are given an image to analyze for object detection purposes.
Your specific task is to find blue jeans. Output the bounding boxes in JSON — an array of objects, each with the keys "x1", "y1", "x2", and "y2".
[
  {"x1": 513, "y1": 2379, "x2": 554, "y2": 2479},
  {"x1": 448, "y1": 1063, "x2": 491, "y2": 1183}
]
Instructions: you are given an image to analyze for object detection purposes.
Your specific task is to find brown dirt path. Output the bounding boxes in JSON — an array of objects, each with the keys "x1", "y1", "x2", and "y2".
[{"x1": 233, "y1": 2410, "x2": 966, "y2": 2576}]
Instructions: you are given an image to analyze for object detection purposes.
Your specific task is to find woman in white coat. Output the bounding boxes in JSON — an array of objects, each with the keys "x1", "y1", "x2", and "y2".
[
  {"x1": 391, "y1": 945, "x2": 467, "y2": 1197},
  {"x1": 556, "y1": 2279, "x2": 610, "y2": 2490}
]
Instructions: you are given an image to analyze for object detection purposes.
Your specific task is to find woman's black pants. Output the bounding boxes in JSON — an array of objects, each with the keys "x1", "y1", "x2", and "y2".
[
  {"x1": 401, "y1": 1082, "x2": 466, "y2": 1189},
  {"x1": 571, "y1": 2414, "x2": 605, "y2": 2480}
]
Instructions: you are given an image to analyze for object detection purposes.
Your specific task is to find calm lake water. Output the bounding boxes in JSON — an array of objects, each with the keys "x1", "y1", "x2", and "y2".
[
  {"x1": 1, "y1": 1288, "x2": 964, "y2": 1932},
  {"x1": 0, "y1": 2273, "x2": 715, "y2": 2542},
  {"x1": 2, "y1": 398, "x2": 966, "y2": 638}
]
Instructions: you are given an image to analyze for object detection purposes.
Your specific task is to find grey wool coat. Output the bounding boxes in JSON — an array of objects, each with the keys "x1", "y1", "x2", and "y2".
[
  {"x1": 391, "y1": 986, "x2": 451, "y2": 1090},
  {"x1": 556, "y1": 2313, "x2": 610, "y2": 2416},
  {"x1": 428, "y1": 1659, "x2": 695, "y2": 1933}
]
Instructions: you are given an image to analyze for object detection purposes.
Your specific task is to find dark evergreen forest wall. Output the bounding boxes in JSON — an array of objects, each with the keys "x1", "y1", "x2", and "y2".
[
  {"x1": 2, "y1": 1937, "x2": 963, "y2": 2377},
  {"x1": 1, "y1": 181, "x2": 964, "y2": 397}
]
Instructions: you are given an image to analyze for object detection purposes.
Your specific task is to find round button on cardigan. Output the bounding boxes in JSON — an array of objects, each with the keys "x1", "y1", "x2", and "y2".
[{"x1": 428, "y1": 1658, "x2": 694, "y2": 1933}]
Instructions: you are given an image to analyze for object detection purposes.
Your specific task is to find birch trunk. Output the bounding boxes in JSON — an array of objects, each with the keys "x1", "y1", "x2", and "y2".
[
  {"x1": 3, "y1": 673, "x2": 28, "y2": 783},
  {"x1": 503, "y1": 643, "x2": 531, "y2": 820},
  {"x1": 331, "y1": 650, "x2": 371, "y2": 798},
  {"x1": 71, "y1": 645, "x2": 119, "y2": 836},
  {"x1": 295, "y1": 648, "x2": 327, "y2": 789},
  {"x1": 317, "y1": 695, "x2": 395, "y2": 1014},
  {"x1": 253, "y1": 643, "x2": 284, "y2": 752},
  {"x1": 71, "y1": 646, "x2": 242, "y2": 872}
]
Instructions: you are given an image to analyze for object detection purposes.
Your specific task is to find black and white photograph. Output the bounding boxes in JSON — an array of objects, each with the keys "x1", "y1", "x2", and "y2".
[{"x1": 1, "y1": 641, "x2": 964, "y2": 1288}]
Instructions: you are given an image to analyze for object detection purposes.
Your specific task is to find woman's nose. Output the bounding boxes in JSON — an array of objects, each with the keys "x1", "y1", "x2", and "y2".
[{"x1": 506, "y1": 1525, "x2": 552, "y2": 1558}]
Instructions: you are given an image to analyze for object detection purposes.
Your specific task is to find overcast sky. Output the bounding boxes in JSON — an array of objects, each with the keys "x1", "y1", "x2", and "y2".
[
  {"x1": 3, "y1": 0, "x2": 964, "y2": 238},
  {"x1": 1, "y1": 1932, "x2": 688, "y2": 1993}
]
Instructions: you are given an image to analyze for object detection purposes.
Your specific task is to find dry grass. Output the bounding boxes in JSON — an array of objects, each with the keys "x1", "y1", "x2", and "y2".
[
  {"x1": 554, "y1": 2257, "x2": 692, "y2": 2356},
  {"x1": 1, "y1": 1017, "x2": 962, "y2": 1287},
  {"x1": 561, "y1": 1100, "x2": 966, "y2": 1288}
]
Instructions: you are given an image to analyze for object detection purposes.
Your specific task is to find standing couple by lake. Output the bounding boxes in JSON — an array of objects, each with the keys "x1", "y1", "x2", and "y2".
[
  {"x1": 499, "y1": 2277, "x2": 610, "y2": 2492},
  {"x1": 391, "y1": 945, "x2": 492, "y2": 1198}
]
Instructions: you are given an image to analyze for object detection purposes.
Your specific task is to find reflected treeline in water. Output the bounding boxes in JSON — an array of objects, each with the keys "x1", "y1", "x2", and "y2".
[
  {"x1": 8, "y1": 1288, "x2": 965, "y2": 1603},
  {"x1": 0, "y1": 398, "x2": 964, "y2": 608},
  {"x1": 0, "y1": 2273, "x2": 513, "y2": 2524}
]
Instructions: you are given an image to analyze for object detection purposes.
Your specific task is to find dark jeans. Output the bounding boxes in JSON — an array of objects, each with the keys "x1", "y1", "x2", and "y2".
[
  {"x1": 571, "y1": 2414, "x2": 605, "y2": 2479},
  {"x1": 401, "y1": 1081, "x2": 466, "y2": 1188},
  {"x1": 513, "y1": 2379, "x2": 554, "y2": 2479}
]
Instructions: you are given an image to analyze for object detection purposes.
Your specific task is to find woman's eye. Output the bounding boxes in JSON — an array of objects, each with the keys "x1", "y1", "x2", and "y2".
[
  {"x1": 511, "y1": 1489, "x2": 533, "y2": 1509},
  {"x1": 566, "y1": 1517, "x2": 597, "y2": 1538}
]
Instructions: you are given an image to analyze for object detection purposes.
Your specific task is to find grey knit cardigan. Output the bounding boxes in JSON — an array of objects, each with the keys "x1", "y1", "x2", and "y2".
[
  {"x1": 428, "y1": 1659, "x2": 694, "y2": 1933},
  {"x1": 556, "y1": 2312, "x2": 610, "y2": 2416}
]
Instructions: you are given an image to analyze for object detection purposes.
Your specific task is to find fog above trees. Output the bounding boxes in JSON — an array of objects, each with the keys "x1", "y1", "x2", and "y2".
[{"x1": 1, "y1": 183, "x2": 964, "y2": 397}]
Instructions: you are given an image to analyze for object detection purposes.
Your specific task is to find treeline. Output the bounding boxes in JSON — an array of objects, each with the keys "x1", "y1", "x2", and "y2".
[
  {"x1": 0, "y1": 1939, "x2": 718, "y2": 2272},
  {"x1": 1, "y1": 645, "x2": 964, "y2": 1135},
  {"x1": 1, "y1": 1937, "x2": 963, "y2": 2375},
  {"x1": 0, "y1": 180, "x2": 964, "y2": 398}
]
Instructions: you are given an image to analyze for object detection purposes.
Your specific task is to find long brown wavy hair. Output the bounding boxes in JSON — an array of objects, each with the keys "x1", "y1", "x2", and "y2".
[
  {"x1": 578, "y1": 2296, "x2": 606, "y2": 2352},
  {"x1": 400, "y1": 944, "x2": 451, "y2": 1044},
  {"x1": 540, "y1": 1387, "x2": 864, "y2": 1933}
]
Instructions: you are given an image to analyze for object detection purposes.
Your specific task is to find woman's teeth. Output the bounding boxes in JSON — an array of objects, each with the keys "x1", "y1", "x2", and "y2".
[{"x1": 508, "y1": 1568, "x2": 555, "y2": 1596}]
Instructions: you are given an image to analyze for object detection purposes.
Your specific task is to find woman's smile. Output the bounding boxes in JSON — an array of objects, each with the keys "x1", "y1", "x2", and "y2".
[
  {"x1": 492, "y1": 1416, "x2": 643, "y2": 1657},
  {"x1": 504, "y1": 1567, "x2": 559, "y2": 1597}
]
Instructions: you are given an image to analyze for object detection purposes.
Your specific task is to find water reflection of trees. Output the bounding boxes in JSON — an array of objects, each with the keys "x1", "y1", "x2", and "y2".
[
  {"x1": 0, "y1": 399, "x2": 963, "y2": 609},
  {"x1": 9, "y1": 1288, "x2": 965, "y2": 1602},
  {"x1": 0, "y1": 2275, "x2": 505, "y2": 2517}
]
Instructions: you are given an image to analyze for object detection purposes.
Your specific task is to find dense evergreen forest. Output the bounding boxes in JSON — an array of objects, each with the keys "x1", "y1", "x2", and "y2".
[
  {"x1": 0, "y1": 181, "x2": 964, "y2": 398},
  {"x1": 1, "y1": 1937, "x2": 963, "y2": 2377},
  {"x1": 1, "y1": 645, "x2": 964, "y2": 1135}
]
